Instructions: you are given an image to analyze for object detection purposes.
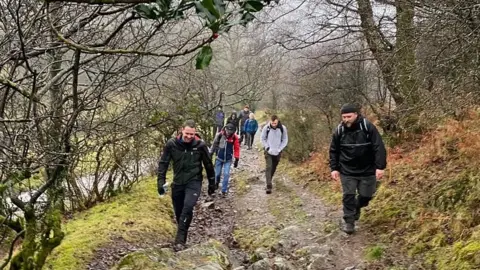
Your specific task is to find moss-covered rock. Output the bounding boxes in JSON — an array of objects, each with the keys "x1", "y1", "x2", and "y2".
[{"x1": 114, "y1": 239, "x2": 231, "y2": 270}]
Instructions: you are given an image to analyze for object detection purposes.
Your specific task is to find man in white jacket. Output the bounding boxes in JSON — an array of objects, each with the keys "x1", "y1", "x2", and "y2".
[{"x1": 261, "y1": 115, "x2": 288, "y2": 194}]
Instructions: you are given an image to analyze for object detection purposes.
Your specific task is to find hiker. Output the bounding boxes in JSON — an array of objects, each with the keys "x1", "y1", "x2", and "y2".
[
  {"x1": 157, "y1": 120, "x2": 216, "y2": 250},
  {"x1": 209, "y1": 123, "x2": 240, "y2": 197},
  {"x1": 329, "y1": 103, "x2": 387, "y2": 234},
  {"x1": 244, "y1": 112, "x2": 258, "y2": 150},
  {"x1": 239, "y1": 105, "x2": 251, "y2": 145},
  {"x1": 261, "y1": 115, "x2": 288, "y2": 194},
  {"x1": 226, "y1": 112, "x2": 240, "y2": 133},
  {"x1": 214, "y1": 106, "x2": 225, "y2": 133}
]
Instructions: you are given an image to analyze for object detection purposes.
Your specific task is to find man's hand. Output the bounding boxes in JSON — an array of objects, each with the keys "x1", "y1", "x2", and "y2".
[
  {"x1": 331, "y1": 170, "x2": 340, "y2": 181},
  {"x1": 208, "y1": 184, "x2": 216, "y2": 196},
  {"x1": 376, "y1": 169, "x2": 385, "y2": 180},
  {"x1": 157, "y1": 181, "x2": 166, "y2": 196},
  {"x1": 234, "y1": 158, "x2": 239, "y2": 168}
]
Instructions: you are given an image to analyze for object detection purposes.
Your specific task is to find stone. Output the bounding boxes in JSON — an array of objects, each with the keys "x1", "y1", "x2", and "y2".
[
  {"x1": 233, "y1": 267, "x2": 246, "y2": 270},
  {"x1": 194, "y1": 263, "x2": 223, "y2": 270},
  {"x1": 273, "y1": 257, "x2": 294, "y2": 270},
  {"x1": 248, "y1": 258, "x2": 270, "y2": 270},
  {"x1": 307, "y1": 254, "x2": 335, "y2": 270},
  {"x1": 202, "y1": 202, "x2": 215, "y2": 209},
  {"x1": 253, "y1": 247, "x2": 268, "y2": 261}
]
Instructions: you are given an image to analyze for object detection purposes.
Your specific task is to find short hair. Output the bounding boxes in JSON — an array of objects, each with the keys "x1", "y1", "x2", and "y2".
[
  {"x1": 183, "y1": 119, "x2": 196, "y2": 129},
  {"x1": 244, "y1": 105, "x2": 249, "y2": 109},
  {"x1": 271, "y1": 115, "x2": 279, "y2": 121}
]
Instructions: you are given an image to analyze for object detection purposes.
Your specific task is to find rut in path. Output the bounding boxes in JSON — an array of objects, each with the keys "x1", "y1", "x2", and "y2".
[{"x1": 187, "y1": 129, "x2": 370, "y2": 269}]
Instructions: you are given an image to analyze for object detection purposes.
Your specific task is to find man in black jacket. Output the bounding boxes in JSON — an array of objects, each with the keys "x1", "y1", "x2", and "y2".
[
  {"x1": 329, "y1": 103, "x2": 387, "y2": 234},
  {"x1": 157, "y1": 120, "x2": 216, "y2": 250}
]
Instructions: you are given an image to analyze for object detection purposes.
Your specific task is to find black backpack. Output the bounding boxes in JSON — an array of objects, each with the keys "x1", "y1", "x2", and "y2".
[
  {"x1": 336, "y1": 118, "x2": 370, "y2": 140},
  {"x1": 266, "y1": 123, "x2": 284, "y2": 141}
]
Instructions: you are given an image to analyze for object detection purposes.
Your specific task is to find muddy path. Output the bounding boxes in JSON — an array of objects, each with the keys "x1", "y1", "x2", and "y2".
[{"x1": 88, "y1": 132, "x2": 370, "y2": 270}]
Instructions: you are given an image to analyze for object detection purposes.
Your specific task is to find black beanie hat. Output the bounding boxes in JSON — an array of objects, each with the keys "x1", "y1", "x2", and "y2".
[
  {"x1": 341, "y1": 103, "x2": 359, "y2": 114},
  {"x1": 225, "y1": 123, "x2": 235, "y2": 131}
]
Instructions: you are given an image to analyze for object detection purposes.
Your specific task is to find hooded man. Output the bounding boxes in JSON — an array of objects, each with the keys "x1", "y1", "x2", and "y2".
[
  {"x1": 209, "y1": 123, "x2": 240, "y2": 197},
  {"x1": 329, "y1": 103, "x2": 387, "y2": 234},
  {"x1": 239, "y1": 105, "x2": 251, "y2": 145}
]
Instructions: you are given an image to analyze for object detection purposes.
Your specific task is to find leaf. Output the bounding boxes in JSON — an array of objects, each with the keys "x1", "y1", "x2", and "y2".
[
  {"x1": 195, "y1": 1, "x2": 217, "y2": 24},
  {"x1": 213, "y1": 0, "x2": 226, "y2": 16},
  {"x1": 243, "y1": 0, "x2": 264, "y2": 12},
  {"x1": 134, "y1": 4, "x2": 159, "y2": 19},
  {"x1": 240, "y1": 12, "x2": 255, "y2": 26},
  {"x1": 200, "y1": 0, "x2": 221, "y2": 19},
  {"x1": 196, "y1": 46, "x2": 213, "y2": 70},
  {"x1": 156, "y1": 0, "x2": 172, "y2": 12}
]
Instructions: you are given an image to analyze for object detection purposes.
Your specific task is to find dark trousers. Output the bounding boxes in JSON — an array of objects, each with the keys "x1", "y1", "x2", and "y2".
[
  {"x1": 265, "y1": 152, "x2": 281, "y2": 187},
  {"x1": 239, "y1": 131, "x2": 247, "y2": 144},
  {"x1": 340, "y1": 174, "x2": 376, "y2": 224},
  {"x1": 246, "y1": 132, "x2": 256, "y2": 148},
  {"x1": 171, "y1": 180, "x2": 202, "y2": 244}
]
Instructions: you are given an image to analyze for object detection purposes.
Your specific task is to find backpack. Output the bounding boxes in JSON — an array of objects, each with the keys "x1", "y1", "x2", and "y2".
[
  {"x1": 336, "y1": 118, "x2": 370, "y2": 140},
  {"x1": 266, "y1": 124, "x2": 284, "y2": 141},
  {"x1": 213, "y1": 130, "x2": 237, "y2": 146}
]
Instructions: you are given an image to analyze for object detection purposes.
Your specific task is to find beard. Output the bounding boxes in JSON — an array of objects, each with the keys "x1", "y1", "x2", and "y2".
[{"x1": 344, "y1": 121, "x2": 353, "y2": 127}]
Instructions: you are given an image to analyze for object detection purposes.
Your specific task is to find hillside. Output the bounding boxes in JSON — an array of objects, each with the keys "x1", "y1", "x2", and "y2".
[{"x1": 290, "y1": 111, "x2": 480, "y2": 269}]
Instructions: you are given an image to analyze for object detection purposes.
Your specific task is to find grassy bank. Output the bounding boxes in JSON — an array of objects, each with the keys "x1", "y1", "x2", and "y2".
[
  {"x1": 45, "y1": 178, "x2": 175, "y2": 269},
  {"x1": 285, "y1": 112, "x2": 480, "y2": 269}
]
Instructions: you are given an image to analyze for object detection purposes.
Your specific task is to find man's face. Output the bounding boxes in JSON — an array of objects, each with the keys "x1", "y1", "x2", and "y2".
[
  {"x1": 182, "y1": 126, "x2": 196, "y2": 143},
  {"x1": 271, "y1": 119, "x2": 279, "y2": 128},
  {"x1": 342, "y1": 113, "x2": 358, "y2": 127},
  {"x1": 244, "y1": 107, "x2": 249, "y2": 112}
]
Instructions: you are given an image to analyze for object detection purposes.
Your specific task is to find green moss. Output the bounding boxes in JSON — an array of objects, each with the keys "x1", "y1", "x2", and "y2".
[
  {"x1": 266, "y1": 179, "x2": 308, "y2": 223},
  {"x1": 234, "y1": 226, "x2": 279, "y2": 252},
  {"x1": 115, "y1": 240, "x2": 230, "y2": 270},
  {"x1": 45, "y1": 178, "x2": 175, "y2": 269},
  {"x1": 235, "y1": 172, "x2": 250, "y2": 196},
  {"x1": 365, "y1": 245, "x2": 385, "y2": 261}
]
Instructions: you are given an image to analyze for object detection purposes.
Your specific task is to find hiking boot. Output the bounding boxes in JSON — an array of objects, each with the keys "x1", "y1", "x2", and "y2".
[
  {"x1": 173, "y1": 242, "x2": 186, "y2": 252},
  {"x1": 266, "y1": 185, "x2": 272, "y2": 194},
  {"x1": 341, "y1": 222, "x2": 355, "y2": 234},
  {"x1": 354, "y1": 208, "x2": 361, "y2": 221}
]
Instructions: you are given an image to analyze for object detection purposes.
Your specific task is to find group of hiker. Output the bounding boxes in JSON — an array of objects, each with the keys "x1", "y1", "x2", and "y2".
[
  {"x1": 215, "y1": 105, "x2": 259, "y2": 150},
  {"x1": 157, "y1": 103, "x2": 386, "y2": 250}
]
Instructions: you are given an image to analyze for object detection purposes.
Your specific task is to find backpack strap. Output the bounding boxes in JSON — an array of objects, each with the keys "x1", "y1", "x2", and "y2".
[
  {"x1": 336, "y1": 123, "x2": 344, "y2": 137},
  {"x1": 359, "y1": 118, "x2": 370, "y2": 139}
]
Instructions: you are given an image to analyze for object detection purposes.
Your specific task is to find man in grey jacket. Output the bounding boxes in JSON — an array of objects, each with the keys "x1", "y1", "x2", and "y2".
[{"x1": 261, "y1": 115, "x2": 288, "y2": 194}]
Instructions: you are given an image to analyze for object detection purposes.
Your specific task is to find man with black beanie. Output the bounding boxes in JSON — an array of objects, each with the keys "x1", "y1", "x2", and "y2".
[{"x1": 329, "y1": 103, "x2": 387, "y2": 234}]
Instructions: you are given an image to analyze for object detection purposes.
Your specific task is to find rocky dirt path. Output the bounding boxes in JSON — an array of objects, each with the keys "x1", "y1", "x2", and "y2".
[
  {"x1": 222, "y1": 140, "x2": 369, "y2": 270},
  {"x1": 183, "y1": 129, "x2": 370, "y2": 269},
  {"x1": 92, "y1": 132, "x2": 371, "y2": 270}
]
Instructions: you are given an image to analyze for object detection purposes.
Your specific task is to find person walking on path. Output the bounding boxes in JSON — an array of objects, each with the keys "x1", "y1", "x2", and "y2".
[
  {"x1": 239, "y1": 105, "x2": 251, "y2": 145},
  {"x1": 226, "y1": 112, "x2": 240, "y2": 134},
  {"x1": 209, "y1": 123, "x2": 240, "y2": 197},
  {"x1": 214, "y1": 106, "x2": 225, "y2": 133},
  {"x1": 157, "y1": 120, "x2": 216, "y2": 251},
  {"x1": 329, "y1": 103, "x2": 387, "y2": 234},
  {"x1": 261, "y1": 115, "x2": 288, "y2": 194},
  {"x1": 243, "y1": 112, "x2": 258, "y2": 150}
]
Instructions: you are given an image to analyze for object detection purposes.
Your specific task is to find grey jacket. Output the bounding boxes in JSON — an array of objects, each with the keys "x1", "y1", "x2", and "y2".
[{"x1": 261, "y1": 123, "x2": 288, "y2": 156}]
